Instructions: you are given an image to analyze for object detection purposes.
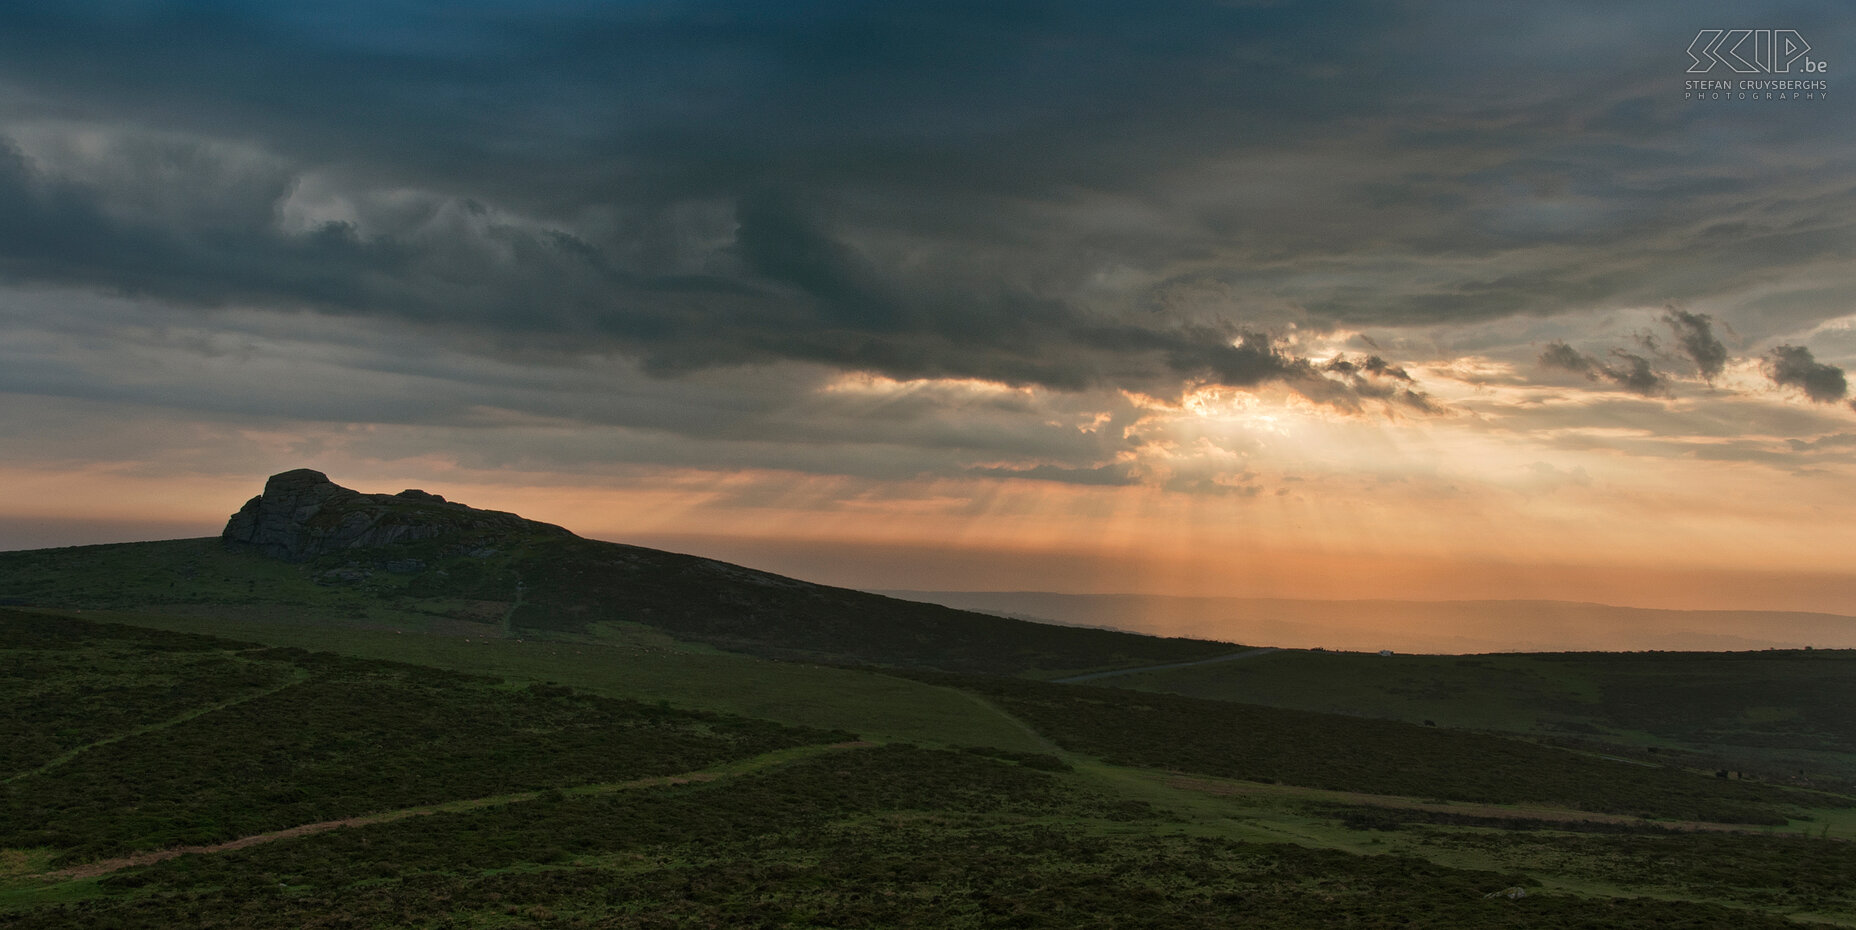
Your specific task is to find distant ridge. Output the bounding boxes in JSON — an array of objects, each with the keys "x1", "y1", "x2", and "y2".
[
  {"x1": 877, "y1": 591, "x2": 1856, "y2": 654},
  {"x1": 223, "y1": 468, "x2": 573, "y2": 562}
]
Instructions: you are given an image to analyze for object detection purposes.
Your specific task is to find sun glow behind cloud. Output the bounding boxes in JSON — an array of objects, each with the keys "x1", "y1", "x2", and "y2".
[{"x1": 13, "y1": 330, "x2": 1856, "y2": 615}]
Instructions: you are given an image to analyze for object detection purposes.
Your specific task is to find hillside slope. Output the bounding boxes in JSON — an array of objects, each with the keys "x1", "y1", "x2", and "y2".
[{"x1": 0, "y1": 470, "x2": 1236, "y2": 676}]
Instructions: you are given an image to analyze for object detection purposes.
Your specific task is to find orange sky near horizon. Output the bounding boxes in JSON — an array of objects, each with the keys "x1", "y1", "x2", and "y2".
[{"x1": 5, "y1": 416, "x2": 1855, "y2": 618}]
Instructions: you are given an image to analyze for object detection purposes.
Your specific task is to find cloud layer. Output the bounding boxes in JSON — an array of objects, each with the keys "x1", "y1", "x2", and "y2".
[
  {"x1": 2, "y1": 2, "x2": 1855, "y2": 590},
  {"x1": 0, "y1": 4, "x2": 1849, "y2": 398}
]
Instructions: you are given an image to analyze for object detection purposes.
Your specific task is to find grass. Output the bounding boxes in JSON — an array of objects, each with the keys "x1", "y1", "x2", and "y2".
[
  {"x1": 903, "y1": 670, "x2": 1839, "y2": 823},
  {"x1": 8, "y1": 736, "x2": 1821, "y2": 929},
  {"x1": 0, "y1": 635, "x2": 296, "y2": 777},
  {"x1": 34, "y1": 608, "x2": 1054, "y2": 753},
  {"x1": 5, "y1": 666, "x2": 310, "y2": 786},
  {"x1": 6, "y1": 608, "x2": 1856, "y2": 927},
  {"x1": 1110, "y1": 648, "x2": 1856, "y2": 784},
  {"x1": 0, "y1": 613, "x2": 846, "y2": 865},
  {"x1": 1085, "y1": 766, "x2": 1856, "y2": 924},
  {"x1": 1108, "y1": 651, "x2": 1587, "y2": 729}
]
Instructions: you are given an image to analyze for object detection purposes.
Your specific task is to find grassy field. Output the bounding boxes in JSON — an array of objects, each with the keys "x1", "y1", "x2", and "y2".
[
  {"x1": 0, "y1": 613, "x2": 848, "y2": 862},
  {"x1": 6, "y1": 608, "x2": 1856, "y2": 927},
  {"x1": 1106, "y1": 647, "x2": 1856, "y2": 785},
  {"x1": 903, "y1": 671, "x2": 1846, "y2": 824},
  {"x1": 27, "y1": 608, "x2": 1053, "y2": 753}
]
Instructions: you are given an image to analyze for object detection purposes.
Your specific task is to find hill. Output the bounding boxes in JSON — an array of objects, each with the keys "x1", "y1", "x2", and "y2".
[{"x1": 0, "y1": 470, "x2": 1237, "y2": 677}]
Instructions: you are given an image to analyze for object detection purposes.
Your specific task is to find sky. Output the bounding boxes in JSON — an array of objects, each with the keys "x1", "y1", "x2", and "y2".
[{"x1": 2, "y1": 2, "x2": 1854, "y2": 615}]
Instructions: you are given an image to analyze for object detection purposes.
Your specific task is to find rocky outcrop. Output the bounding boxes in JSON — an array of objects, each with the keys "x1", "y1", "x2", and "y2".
[{"x1": 223, "y1": 468, "x2": 572, "y2": 562}]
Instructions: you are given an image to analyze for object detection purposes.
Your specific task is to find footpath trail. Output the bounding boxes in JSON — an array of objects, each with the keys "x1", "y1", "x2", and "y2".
[
  {"x1": 52, "y1": 740, "x2": 874, "y2": 881},
  {"x1": 499, "y1": 576, "x2": 526, "y2": 638},
  {"x1": 1052, "y1": 647, "x2": 1280, "y2": 684},
  {"x1": 944, "y1": 687, "x2": 1066, "y2": 756}
]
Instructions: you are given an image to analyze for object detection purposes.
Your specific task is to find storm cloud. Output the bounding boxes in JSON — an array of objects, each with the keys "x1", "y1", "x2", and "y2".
[
  {"x1": 1765, "y1": 345, "x2": 1850, "y2": 405},
  {"x1": 1661, "y1": 308, "x2": 1729, "y2": 382},
  {"x1": 0, "y1": 2, "x2": 1848, "y2": 410}
]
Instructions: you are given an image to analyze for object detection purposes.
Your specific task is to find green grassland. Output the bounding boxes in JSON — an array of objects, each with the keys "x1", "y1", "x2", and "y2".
[
  {"x1": 21, "y1": 741, "x2": 1814, "y2": 930},
  {"x1": 1106, "y1": 647, "x2": 1856, "y2": 785},
  {"x1": 906, "y1": 671, "x2": 1846, "y2": 825},
  {"x1": 25, "y1": 608, "x2": 1055, "y2": 754},
  {"x1": 6, "y1": 610, "x2": 1856, "y2": 927},
  {"x1": 0, "y1": 613, "x2": 846, "y2": 864}
]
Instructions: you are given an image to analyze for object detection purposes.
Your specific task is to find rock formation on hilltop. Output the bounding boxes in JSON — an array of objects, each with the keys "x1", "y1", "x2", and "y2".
[{"x1": 222, "y1": 468, "x2": 572, "y2": 562}]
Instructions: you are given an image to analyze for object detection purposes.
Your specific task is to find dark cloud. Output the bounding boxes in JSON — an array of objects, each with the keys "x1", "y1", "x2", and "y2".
[
  {"x1": 1318, "y1": 353, "x2": 1431, "y2": 411},
  {"x1": 0, "y1": 134, "x2": 1432, "y2": 410},
  {"x1": 1764, "y1": 345, "x2": 1849, "y2": 404},
  {"x1": 1661, "y1": 308, "x2": 1729, "y2": 381},
  {"x1": 1150, "y1": 329, "x2": 1309, "y2": 388},
  {"x1": 1324, "y1": 355, "x2": 1414, "y2": 382},
  {"x1": 0, "y1": 2, "x2": 1407, "y2": 214},
  {"x1": 0, "y1": 1, "x2": 1848, "y2": 430},
  {"x1": 1539, "y1": 342, "x2": 1596, "y2": 376},
  {"x1": 1602, "y1": 351, "x2": 1669, "y2": 398},
  {"x1": 1538, "y1": 341, "x2": 1670, "y2": 397}
]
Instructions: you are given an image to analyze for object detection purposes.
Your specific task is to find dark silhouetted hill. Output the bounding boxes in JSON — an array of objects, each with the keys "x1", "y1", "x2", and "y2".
[{"x1": 4, "y1": 470, "x2": 1238, "y2": 676}]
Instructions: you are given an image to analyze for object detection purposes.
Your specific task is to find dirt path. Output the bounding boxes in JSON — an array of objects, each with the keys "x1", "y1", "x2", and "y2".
[
  {"x1": 946, "y1": 688, "x2": 1067, "y2": 755},
  {"x1": 499, "y1": 576, "x2": 525, "y2": 638},
  {"x1": 1052, "y1": 647, "x2": 1280, "y2": 684},
  {"x1": 53, "y1": 740, "x2": 874, "y2": 881}
]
